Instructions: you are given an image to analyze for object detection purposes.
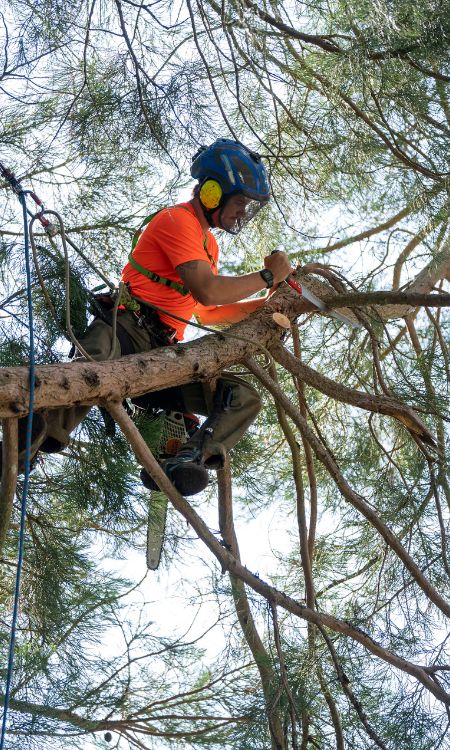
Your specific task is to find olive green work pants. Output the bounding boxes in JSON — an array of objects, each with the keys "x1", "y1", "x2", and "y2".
[{"x1": 40, "y1": 311, "x2": 262, "y2": 463}]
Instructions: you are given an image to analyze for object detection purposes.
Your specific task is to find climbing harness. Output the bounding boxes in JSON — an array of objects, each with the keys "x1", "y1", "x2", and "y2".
[{"x1": 128, "y1": 251, "x2": 190, "y2": 296}]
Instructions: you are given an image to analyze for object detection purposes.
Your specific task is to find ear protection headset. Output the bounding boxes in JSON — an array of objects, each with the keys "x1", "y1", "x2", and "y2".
[{"x1": 199, "y1": 179, "x2": 223, "y2": 210}]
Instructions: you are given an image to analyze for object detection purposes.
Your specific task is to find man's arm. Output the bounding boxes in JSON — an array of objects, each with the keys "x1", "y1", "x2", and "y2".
[
  {"x1": 176, "y1": 252, "x2": 291, "y2": 306},
  {"x1": 195, "y1": 297, "x2": 267, "y2": 327}
]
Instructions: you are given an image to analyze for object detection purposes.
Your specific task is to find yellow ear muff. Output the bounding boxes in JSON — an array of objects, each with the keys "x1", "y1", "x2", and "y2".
[{"x1": 199, "y1": 180, "x2": 223, "y2": 210}]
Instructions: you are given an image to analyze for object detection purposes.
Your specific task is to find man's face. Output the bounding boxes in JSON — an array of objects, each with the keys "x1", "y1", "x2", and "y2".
[{"x1": 212, "y1": 193, "x2": 251, "y2": 233}]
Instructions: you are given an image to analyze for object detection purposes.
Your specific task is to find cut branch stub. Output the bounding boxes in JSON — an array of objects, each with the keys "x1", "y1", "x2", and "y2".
[{"x1": 272, "y1": 312, "x2": 291, "y2": 329}]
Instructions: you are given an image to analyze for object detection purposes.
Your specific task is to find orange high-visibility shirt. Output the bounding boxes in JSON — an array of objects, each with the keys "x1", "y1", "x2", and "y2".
[{"x1": 121, "y1": 203, "x2": 219, "y2": 340}]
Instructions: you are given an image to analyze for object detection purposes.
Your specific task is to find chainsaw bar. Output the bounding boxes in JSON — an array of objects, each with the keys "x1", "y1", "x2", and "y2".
[
  {"x1": 145, "y1": 411, "x2": 191, "y2": 571},
  {"x1": 146, "y1": 492, "x2": 168, "y2": 570}
]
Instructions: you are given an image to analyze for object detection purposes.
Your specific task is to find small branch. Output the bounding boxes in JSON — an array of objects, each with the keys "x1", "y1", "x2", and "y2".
[
  {"x1": 271, "y1": 604, "x2": 300, "y2": 750},
  {"x1": 307, "y1": 199, "x2": 434, "y2": 255},
  {"x1": 392, "y1": 222, "x2": 441, "y2": 290},
  {"x1": 324, "y1": 291, "x2": 450, "y2": 310},
  {"x1": 217, "y1": 459, "x2": 286, "y2": 750},
  {"x1": 315, "y1": 663, "x2": 344, "y2": 750},
  {"x1": 0, "y1": 418, "x2": 18, "y2": 553},
  {"x1": 244, "y1": 358, "x2": 450, "y2": 620},
  {"x1": 240, "y1": 0, "x2": 342, "y2": 53},
  {"x1": 271, "y1": 343, "x2": 436, "y2": 447},
  {"x1": 267, "y1": 361, "x2": 315, "y2": 607},
  {"x1": 317, "y1": 625, "x2": 389, "y2": 750},
  {"x1": 291, "y1": 326, "x2": 317, "y2": 561}
]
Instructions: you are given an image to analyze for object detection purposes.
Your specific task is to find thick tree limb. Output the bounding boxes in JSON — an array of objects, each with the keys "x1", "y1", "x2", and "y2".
[
  {"x1": 315, "y1": 663, "x2": 344, "y2": 750},
  {"x1": 405, "y1": 241, "x2": 450, "y2": 294},
  {"x1": 0, "y1": 290, "x2": 310, "y2": 417},
  {"x1": 0, "y1": 417, "x2": 18, "y2": 552},
  {"x1": 1, "y1": 282, "x2": 449, "y2": 419}
]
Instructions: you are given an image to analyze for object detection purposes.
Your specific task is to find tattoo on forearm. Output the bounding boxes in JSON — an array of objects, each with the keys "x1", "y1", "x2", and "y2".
[{"x1": 177, "y1": 261, "x2": 199, "y2": 281}]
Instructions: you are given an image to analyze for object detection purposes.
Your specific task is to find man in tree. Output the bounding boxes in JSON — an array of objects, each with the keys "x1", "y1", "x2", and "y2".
[{"x1": 8, "y1": 139, "x2": 292, "y2": 495}]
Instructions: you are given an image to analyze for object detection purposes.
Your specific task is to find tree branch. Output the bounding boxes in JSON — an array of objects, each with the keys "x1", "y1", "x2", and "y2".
[
  {"x1": 271, "y1": 342, "x2": 436, "y2": 447},
  {"x1": 0, "y1": 417, "x2": 18, "y2": 553},
  {"x1": 105, "y1": 401, "x2": 450, "y2": 705},
  {"x1": 244, "y1": 358, "x2": 450, "y2": 621}
]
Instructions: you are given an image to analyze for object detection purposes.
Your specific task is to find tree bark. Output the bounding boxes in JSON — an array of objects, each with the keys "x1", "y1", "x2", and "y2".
[
  {"x1": 0, "y1": 418, "x2": 18, "y2": 553},
  {"x1": 0, "y1": 290, "x2": 310, "y2": 417},
  {"x1": 1, "y1": 284, "x2": 450, "y2": 418}
]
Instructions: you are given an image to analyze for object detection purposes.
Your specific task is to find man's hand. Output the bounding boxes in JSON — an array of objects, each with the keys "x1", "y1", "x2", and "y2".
[{"x1": 263, "y1": 251, "x2": 292, "y2": 285}]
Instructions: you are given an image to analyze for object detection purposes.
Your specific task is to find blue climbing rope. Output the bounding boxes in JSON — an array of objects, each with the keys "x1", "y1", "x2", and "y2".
[{"x1": 0, "y1": 191, "x2": 37, "y2": 750}]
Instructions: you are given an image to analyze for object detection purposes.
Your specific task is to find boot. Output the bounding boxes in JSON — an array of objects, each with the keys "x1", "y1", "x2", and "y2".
[
  {"x1": 198, "y1": 436, "x2": 227, "y2": 470},
  {"x1": 140, "y1": 447, "x2": 209, "y2": 497}
]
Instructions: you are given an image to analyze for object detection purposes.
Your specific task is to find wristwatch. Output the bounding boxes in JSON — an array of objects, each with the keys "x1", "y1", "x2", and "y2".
[{"x1": 259, "y1": 268, "x2": 274, "y2": 288}]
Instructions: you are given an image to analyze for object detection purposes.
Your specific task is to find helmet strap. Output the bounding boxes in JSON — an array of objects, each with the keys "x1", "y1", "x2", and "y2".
[{"x1": 202, "y1": 206, "x2": 217, "y2": 229}]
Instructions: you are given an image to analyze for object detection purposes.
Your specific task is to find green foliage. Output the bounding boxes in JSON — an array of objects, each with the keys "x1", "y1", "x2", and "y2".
[
  {"x1": 32, "y1": 244, "x2": 90, "y2": 339},
  {"x1": 0, "y1": 0, "x2": 450, "y2": 747}
]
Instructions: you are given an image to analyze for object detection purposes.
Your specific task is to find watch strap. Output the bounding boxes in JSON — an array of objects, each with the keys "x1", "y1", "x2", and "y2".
[{"x1": 259, "y1": 268, "x2": 274, "y2": 288}]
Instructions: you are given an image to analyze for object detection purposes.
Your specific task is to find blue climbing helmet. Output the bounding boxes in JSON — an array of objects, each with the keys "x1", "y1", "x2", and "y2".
[{"x1": 191, "y1": 138, "x2": 271, "y2": 234}]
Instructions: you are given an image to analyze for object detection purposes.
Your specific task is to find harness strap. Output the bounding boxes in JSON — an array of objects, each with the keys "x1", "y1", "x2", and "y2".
[{"x1": 127, "y1": 252, "x2": 190, "y2": 296}]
